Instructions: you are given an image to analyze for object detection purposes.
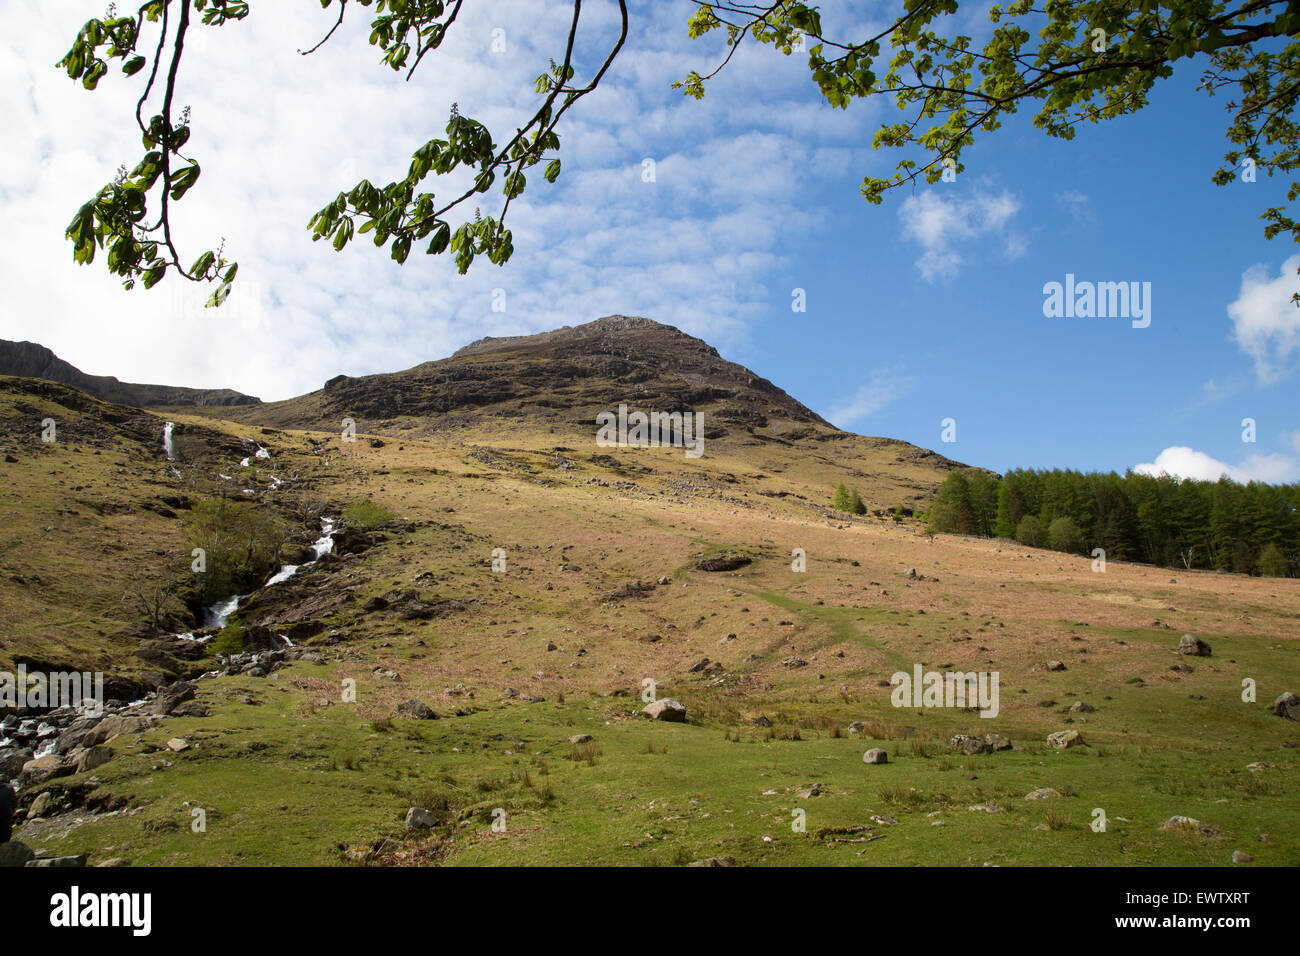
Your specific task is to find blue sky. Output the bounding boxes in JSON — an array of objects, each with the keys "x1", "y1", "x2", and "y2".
[{"x1": 2, "y1": 1, "x2": 1298, "y2": 482}]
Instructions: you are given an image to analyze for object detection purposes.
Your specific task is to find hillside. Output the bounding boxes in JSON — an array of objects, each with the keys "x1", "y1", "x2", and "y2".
[
  {"x1": 0, "y1": 319, "x2": 1296, "y2": 868},
  {"x1": 0, "y1": 339, "x2": 261, "y2": 408}
]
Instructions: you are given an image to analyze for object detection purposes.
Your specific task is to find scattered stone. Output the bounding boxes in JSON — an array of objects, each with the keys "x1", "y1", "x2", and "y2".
[
  {"x1": 395, "y1": 699, "x2": 436, "y2": 720},
  {"x1": 642, "y1": 698, "x2": 687, "y2": 722},
  {"x1": 151, "y1": 680, "x2": 196, "y2": 716},
  {"x1": 1024, "y1": 788, "x2": 1061, "y2": 800},
  {"x1": 983, "y1": 733, "x2": 1013, "y2": 751},
  {"x1": 1047, "y1": 730, "x2": 1085, "y2": 749},
  {"x1": 404, "y1": 807, "x2": 438, "y2": 829},
  {"x1": 863, "y1": 748, "x2": 888, "y2": 765},
  {"x1": 1270, "y1": 692, "x2": 1299, "y2": 721},
  {"x1": 1068, "y1": 701, "x2": 1095, "y2": 713},
  {"x1": 1178, "y1": 634, "x2": 1212, "y2": 657},
  {"x1": 568, "y1": 734, "x2": 593, "y2": 744},
  {"x1": 949, "y1": 734, "x2": 992, "y2": 755},
  {"x1": 1045, "y1": 660, "x2": 1067, "y2": 671},
  {"x1": 26, "y1": 855, "x2": 86, "y2": 867},
  {"x1": 798, "y1": 783, "x2": 824, "y2": 798},
  {"x1": 1159, "y1": 815, "x2": 1219, "y2": 837},
  {"x1": 688, "y1": 856, "x2": 736, "y2": 867},
  {"x1": 695, "y1": 553, "x2": 751, "y2": 572},
  {"x1": 848, "y1": 721, "x2": 866, "y2": 735},
  {"x1": 166, "y1": 738, "x2": 189, "y2": 753},
  {"x1": 780, "y1": 656, "x2": 808, "y2": 668},
  {"x1": 968, "y1": 804, "x2": 1006, "y2": 813},
  {"x1": 1232, "y1": 850, "x2": 1254, "y2": 864}
]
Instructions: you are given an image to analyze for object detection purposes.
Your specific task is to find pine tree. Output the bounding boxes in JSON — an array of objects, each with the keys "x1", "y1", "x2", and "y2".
[{"x1": 833, "y1": 482, "x2": 852, "y2": 512}]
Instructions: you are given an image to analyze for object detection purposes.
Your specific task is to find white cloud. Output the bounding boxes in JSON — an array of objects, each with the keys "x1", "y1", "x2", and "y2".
[
  {"x1": 897, "y1": 188, "x2": 1023, "y2": 282},
  {"x1": 824, "y1": 368, "x2": 915, "y2": 429},
  {"x1": 1135, "y1": 446, "x2": 1300, "y2": 483},
  {"x1": 0, "y1": 0, "x2": 878, "y2": 401},
  {"x1": 1226, "y1": 255, "x2": 1300, "y2": 384}
]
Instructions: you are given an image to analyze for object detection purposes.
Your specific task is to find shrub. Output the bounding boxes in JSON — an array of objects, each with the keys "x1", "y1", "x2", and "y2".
[
  {"x1": 1258, "y1": 542, "x2": 1290, "y2": 577},
  {"x1": 211, "y1": 620, "x2": 247, "y2": 657}
]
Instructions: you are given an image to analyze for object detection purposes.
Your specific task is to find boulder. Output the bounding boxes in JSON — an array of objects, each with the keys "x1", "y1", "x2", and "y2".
[
  {"x1": 1271, "y1": 692, "x2": 1299, "y2": 721},
  {"x1": 25, "y1": 855, "x2": 87, "y2": 867},
  {"x1": 642, "y1": 698, "x2": 687, "y2": 722},
  {"x1": 19, "y1": 754, "x2": 72, "y2": 788},
  {"x1": 166, "y1": 738, "x2": 189, "y2": 752},
  {"x1": 395, "y1": 699, "x2": 435, "y2": 720},
  {"x1": 0, "y1": 748, "x2": 33, "y2": 781},
  {"x1": 1045, "y1": 660, "x2": 1067, "y2": 671},
  {"x1": 863, "y1": 748, "x2": 888, "y2": 765},
  {"x1": 0, "y1": 841, "x2": 35, "y2": 867},
  {"x1": 1047, "y1": 730, "x2": 1085, "y2": 749},
  {"x1": 73, "y1": 746, "x2": 113, "y2": 774},
  {"x1": 81, "y1": 715, "x2": 153, "y2": 748},
  {"x1": 1068, "y1": 701, "x2": 1095, "y2": 714},
  {"x1": 949, "y1": 734, "x2": 992, "y2": 755},
  {"x1": 1024, "y1": 788, "x2": 1061, "y2": 800},
  {"x1": 568, "y1": 734, "x2": 594, "y2": 744},
  {"x1": 984, "y1": 733, "x2": 1013, "y2": 751},
  {"x1": 404, "y1": 807, "x2": 438, "y2": 830},
  {"x1": 1178, "y1": 634, "x2": 1212, "y2": 657},
  {"x1": 151, "y1": 680, "x2": 196, "y2": 716}
]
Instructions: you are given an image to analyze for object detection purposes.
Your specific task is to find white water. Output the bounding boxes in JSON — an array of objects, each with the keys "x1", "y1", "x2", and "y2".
[
  {"x1": 163, "y1": 421, "x2": 175, "y2": 460},
  {"x1": 203, "y1": 593, "x2": 243, "y2": 629}
]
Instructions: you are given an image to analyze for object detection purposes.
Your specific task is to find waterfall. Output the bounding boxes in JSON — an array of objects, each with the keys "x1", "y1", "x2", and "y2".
[{"x1": 163, "y1": 421, "x2": 175, "y2": 460}]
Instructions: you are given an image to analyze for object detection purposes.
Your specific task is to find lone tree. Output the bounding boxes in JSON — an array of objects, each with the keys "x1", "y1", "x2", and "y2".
[{"x1": 56, "y1": 0, "x2": 1300, "y2": 305}]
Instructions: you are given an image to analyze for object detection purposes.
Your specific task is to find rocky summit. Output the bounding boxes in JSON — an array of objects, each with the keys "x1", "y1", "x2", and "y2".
[{"x1": 0, "y1": 315, "x2": 1296, "y2": 869}]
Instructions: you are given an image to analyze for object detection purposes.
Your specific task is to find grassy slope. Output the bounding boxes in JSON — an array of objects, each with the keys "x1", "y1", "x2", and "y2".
[{"x1": 2, "y1": 386, "x2": 1297, "y2": 866}]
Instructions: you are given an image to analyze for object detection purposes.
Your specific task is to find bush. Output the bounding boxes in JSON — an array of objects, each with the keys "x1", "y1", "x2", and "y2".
[
  {"x1": 188, "y1": 499, "x2": 290, "y2": 600},
  {"x1": 1016, "y1": 514, "x2": 1045, "y2": 548},
  {"x1": 1047, "y1": 515, "x2": 1084, "y2": 553},
  {"x1": 211, "y1": 620, "x2": 247, "y2": 657},
  {"x1": 833, "y1": 482, "x2": 852, "y2": 512},
  {"x1": 343, "y1": 498, "x2": 394, "y2": 530}
]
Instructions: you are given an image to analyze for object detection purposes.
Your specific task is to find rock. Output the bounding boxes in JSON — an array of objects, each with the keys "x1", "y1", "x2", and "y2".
[
  {"x1": 1045, "y1": 660, "x2": 1067, "y2": 671},
  {"x1": 847, "y1": 721, "x2": 866, "y2": 735},
  {"x1": 26, "y1": 855, "x2": 87, "y2": 867},
  {"x1": 642, "y1": 698, "x2": 687, "y2": 722},
  {"x1": 799, "y1": 783, "x2": 824, "y2": 798},
  {"x1": 1178, "y1": 634, "x2": 1212, "y2": 657},
  {"x1": 19, "y1": 754, "x2": 72, "y2": 787},
  {"x1": 1047, "y1": 730, "x2": 1085, "y2": 749},
  {"x1": 0, "y1": 748, "x2": 33, "y2": 781},
  {"x1": 151, "y1": 680, "x2": 196, "y2": 715},
  {"x1": 968, "y1": 804, "x2": 1005, "y2": 813},
  {"x1": 0, "y1": 841, "x2": 35, "y2": 867},
  {"x1": 166, "y1": 738, "x2": 189, "y2": 752},
  {"x1": 688, "y1": 658, "x2": 711, "y2": 673},
  {"x1": 170, "y1": 701, "x2": 210, "y2": 718},
  {"x1": 1270, "y1": 691, "x2": 1300, "y2": 721},
  {"x1": 28, "y1": 791, "x2": 56, "y2": 817},
  {"x1": 81, "y1": 715, "x2": 153, "y2": 748},
  {"x1": 752, "y1": 716, "x2": 772, "y2": 727},
  {"x1": 949, "y1": 734, "x2": 993, "y2": 755},
  {"x1": 1068, "y1": 701, "x2": 1095, "y2": 713},
  {"x1": 395, "y1": 699, "x2": 435, "y2": 720},
  {"x1": 695, "y1": 553, "x2": 751, "y2": 572},
  {"x1": 568, "y1": 734, "x2": 593, "y2": 744},
  {"x1": 73, "y1": 746, "x2": 113, "y2": 774},
  {"x1": 404, "y1": 807, "x2": 438, "y2": 829},
  {"x1": 688, "y1": 856, "x2": 736, "y2": 867},
  {"x1": 1232, "y1": 850, "x2": 1254, "y2": 864},
  {"x1": 1159, "y1": 815, "x2": 1218, "y2": 836},
  {"x1": 863, "y1": 748, "x2": 888, "y2": 765},
  {"x1": 1024, "y1": 788, "x2": 1061, "y2": 800},
  {"x1": 780, "y1": 656, "x2": 808, "y2": 668},
  {"x1": 97, "y1": 858, "x2": 132, "y2": 867},
  {"x1": 984, "y1": 733, "x2": 1013, "y2": 751}
]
